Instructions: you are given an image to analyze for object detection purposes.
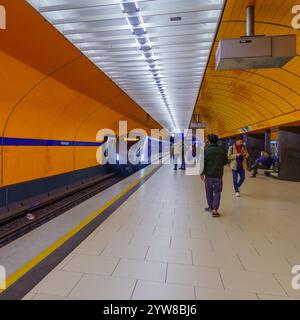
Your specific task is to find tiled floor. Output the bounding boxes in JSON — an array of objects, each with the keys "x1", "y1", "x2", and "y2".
[
  {"x1": 0, "y1": 164, "x2": 159, "y2": 278},
  {"x1": 23, "y1": 164, "x2": 300, "y2": 300}
]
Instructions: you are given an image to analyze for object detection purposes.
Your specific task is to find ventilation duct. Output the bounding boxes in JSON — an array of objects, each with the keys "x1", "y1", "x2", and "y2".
[{"x1": 216, "y1": 5, "x2": 296, "y2": 70}]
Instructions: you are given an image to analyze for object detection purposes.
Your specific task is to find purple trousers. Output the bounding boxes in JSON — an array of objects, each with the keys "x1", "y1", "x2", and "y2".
[{"x1": 204, "y1": 177, "x2": 223, "y2": 210}]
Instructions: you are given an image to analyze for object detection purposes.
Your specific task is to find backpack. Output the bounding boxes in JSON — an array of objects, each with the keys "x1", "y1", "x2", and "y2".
[{"x1": 227, "y1": 145, "x2": 234, "y2": 165}]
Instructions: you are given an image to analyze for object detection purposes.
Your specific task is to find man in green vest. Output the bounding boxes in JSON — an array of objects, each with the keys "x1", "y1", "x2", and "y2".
[{"x1": 201, "y1": 134, "x2": 228, "y2": 217}]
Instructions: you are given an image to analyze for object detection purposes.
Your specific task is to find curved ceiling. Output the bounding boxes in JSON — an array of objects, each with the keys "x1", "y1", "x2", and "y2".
[
  {"x1": 195, "y1": 0, "x2": 300, "y2": 137},
  {"x1": 27, "y1": 0, "x2": 225, "y2": 131}
]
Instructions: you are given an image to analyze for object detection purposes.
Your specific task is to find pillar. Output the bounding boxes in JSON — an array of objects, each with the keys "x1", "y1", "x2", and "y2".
[
  {"x1": 265, "y1": 130, "x2": 271, "y2": 154},
  {"x1": 278, "y1": 127, "x2": 300, "y2": 181},
  {"x1": 245, "y1": 133, "x2": 265, "y2": 168}
]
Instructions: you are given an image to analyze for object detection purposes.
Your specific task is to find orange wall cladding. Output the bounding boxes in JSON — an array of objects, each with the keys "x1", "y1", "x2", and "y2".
[
  {"x1": 0, "y1": 1, "x2": 161, "y2": 187},
  {"x1": 195, "y1": 0, "x2": 300, "y2": 138}
]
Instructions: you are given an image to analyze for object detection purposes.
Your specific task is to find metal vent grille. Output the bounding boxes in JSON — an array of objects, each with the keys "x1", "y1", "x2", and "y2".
[{"x1": 170, "y1": 16, "x2": 182, "y2": 22}]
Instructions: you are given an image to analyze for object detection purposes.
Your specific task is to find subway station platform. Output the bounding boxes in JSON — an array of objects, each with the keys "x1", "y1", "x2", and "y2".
[
  {"x1": 2, "y1": 0, "x2": 300, "y2": 307},
  {"x1": 2, "y1": 164, "x2": 299, "y2": 300}
]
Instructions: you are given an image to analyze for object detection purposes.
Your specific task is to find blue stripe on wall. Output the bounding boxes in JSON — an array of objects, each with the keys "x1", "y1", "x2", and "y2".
[
  {"x1": 0, "y1": 137, "x2": 162, "y2": 147},
  {"x1": 1, "y1": 137, "x2": 104, "y2": 147}
]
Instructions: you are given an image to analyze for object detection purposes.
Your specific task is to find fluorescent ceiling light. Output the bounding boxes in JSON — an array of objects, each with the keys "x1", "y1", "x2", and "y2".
[{"x1": 26, "y1": 0, "x2": 225, "y2": 131}]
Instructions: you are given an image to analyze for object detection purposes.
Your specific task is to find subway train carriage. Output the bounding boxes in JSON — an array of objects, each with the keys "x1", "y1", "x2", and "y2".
[{"x1": 97, "y1": 135, "x2": 169, "y2": 176}]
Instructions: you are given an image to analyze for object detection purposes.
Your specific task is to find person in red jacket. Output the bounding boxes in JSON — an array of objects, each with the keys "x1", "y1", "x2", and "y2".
[{"x1": 227, "y1": 136, "x2": 249, "y2": 197}]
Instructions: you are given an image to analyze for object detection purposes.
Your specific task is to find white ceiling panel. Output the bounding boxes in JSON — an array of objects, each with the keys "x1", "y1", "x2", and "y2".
[{"x1": 27, "y1": 0, "x2": 224, "y2": 131}]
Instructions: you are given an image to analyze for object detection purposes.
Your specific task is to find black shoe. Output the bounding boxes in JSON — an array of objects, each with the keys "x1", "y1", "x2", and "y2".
[
  {"x1": 212, "y1": 211, "x2": 220, "y2": 218},
  {"x1": 205, "y1": 207, "x2": 212, "y2": 213}
]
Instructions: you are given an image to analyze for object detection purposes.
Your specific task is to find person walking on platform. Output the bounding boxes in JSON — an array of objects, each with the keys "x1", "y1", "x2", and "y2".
[
  {"x1": 201, "y1": 134, "x2": 228, "y2": 218},
  {"x1": 228, "y1": 136, "x2": 249, "y2": 197},
  {"x1": 173, "y1": 139, "x2": 182, "y2": 170},
  {"x1": 179, "y1": 135, "x2": 187, "y2": 171}
]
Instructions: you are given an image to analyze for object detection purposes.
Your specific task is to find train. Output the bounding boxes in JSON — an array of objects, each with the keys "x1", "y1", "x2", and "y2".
[{"x1": 97, "y1": 134, "x2": 170, "y2": 176}]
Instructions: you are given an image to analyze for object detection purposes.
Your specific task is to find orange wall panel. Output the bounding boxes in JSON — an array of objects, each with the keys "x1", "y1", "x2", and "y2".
[
  {"x1": 0, "y1": 51, "x2": 45, "y2": 135},
  {"x1": 74, "y1": 147, "x2": 99, "y2": 172},
  {"x1": 0, "y1": 1, "x2": 161, "y2": 187},
  {"x1": 2, "y1": 147, "x2": 76, "y2": 186}
]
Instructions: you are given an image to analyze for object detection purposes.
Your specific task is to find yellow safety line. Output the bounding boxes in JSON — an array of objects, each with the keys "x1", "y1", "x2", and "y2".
[{"x1": 0, "y1": 164, "x2": 161, "y2": 294}]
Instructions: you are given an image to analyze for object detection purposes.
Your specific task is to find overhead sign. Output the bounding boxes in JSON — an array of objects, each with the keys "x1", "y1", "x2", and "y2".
[{"x1": 190, "y1": 122, "x2": 207, "y2": 129}]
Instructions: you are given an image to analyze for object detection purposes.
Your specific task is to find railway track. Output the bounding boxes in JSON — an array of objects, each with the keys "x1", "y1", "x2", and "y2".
[{"x1": 0, "y1": 173, "x2": 122, "y2": 247}]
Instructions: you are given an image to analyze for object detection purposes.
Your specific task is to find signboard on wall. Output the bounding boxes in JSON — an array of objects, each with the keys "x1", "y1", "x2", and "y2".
[{"x1": 190, "y1": 122, "x2": 207, "y2": 129}]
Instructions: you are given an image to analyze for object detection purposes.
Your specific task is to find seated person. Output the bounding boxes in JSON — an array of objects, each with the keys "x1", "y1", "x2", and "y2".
[{"x1": 250, "y1": 151, "x2": 273, "y2": 177}]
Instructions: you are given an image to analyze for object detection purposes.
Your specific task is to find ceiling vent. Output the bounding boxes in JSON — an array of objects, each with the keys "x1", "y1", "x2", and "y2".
[
  {"x1": 170, "y1": 16, "x2": 182, "y2": 22},
  {"x1": 216, "y1": 5, "x2": 296, "y2": 70}
]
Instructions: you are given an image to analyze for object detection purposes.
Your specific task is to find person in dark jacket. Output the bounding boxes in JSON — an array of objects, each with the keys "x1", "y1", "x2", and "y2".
[
  {"x1": 250, "y1": 151, "x2": 273, "y2": 177},
  {"x1": 200, "y1": 134, "x2": 228, "y2": 218}
]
